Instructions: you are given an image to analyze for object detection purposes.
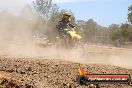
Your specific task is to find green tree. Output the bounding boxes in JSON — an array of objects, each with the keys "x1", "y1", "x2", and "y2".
[
  {"x1": 32, "y1": 0, "x2": 76, "y2": 42},
  {"x1": 127, "y1": 25, "x2": 132, "y2": 41},
  {"x1": 128, "y1": 5, "x2": 132, "y2": 24},
  {"x1": 120, "y1": 23, "x2": 129, "y2": 43},
  {"x1": 33, "y1": 0, "x2": 56, "y2": 20},
  {"x1": 32, "y1": 0, "x2": 60, "y2": 41},
  {"x1": 108, "y1": 23, "x2": 131, "y2": 44},
  {"x1": 83, "y1": 19, "x2": 97, "y2": 42},
  {"x1": 108, "y1": 24, "x2": 121, "y2": 42}
]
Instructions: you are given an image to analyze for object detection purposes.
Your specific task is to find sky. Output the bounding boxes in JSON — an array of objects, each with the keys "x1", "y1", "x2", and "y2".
[{"x1": 0, "y1": 0, "x2": 131, "y2": 27}]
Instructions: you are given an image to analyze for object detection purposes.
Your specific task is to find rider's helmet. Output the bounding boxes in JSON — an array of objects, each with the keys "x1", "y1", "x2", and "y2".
[{"x1": 62, "y1": 12, "x2": 71, "y2": 23}]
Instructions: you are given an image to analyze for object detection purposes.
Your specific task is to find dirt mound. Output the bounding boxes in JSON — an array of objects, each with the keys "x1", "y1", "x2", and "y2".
[{"x1": 0, "y1": 57, "x2": 132, "y2": 88}]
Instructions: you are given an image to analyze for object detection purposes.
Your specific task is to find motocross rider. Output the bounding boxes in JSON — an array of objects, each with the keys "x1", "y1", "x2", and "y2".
[{"x1": 56, "y1": 13, "x2": 75, "y2": 39}]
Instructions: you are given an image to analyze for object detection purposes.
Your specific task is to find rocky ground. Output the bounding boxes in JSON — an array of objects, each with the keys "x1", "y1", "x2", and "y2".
[{"x1": 0, "y1": 56, "x2": 132, "y2": 88}]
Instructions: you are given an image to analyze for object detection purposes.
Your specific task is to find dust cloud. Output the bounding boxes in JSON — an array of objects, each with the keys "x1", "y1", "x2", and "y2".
[
  {"x1": 0, "y1": 6, "x2": 40, "y2": 57},
  {"x1": 70, "y1": 46, "x2": 132, "y2": 69},
  {"x1": 0, "y1": 6, "x2": 132, "y2": 70},
  {"x1": 0, "y1": 6, "x2": 82, "y2": 58}
]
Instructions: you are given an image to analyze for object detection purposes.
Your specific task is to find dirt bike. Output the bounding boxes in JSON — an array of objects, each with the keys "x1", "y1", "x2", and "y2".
[{"x1": 56, "y1": 28, "x2": 81, "y2": 49}]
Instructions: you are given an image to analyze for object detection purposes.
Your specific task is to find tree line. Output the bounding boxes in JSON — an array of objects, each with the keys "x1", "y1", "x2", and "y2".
[
  {"x1": 1, "y1": 0, "x2": 130, "y2": 46},
  {"x1": 32, "y1": 0, "x2": 132, "y2": 46}
]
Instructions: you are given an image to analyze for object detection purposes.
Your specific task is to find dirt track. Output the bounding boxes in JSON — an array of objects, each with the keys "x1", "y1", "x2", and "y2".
[{"x1": 0, "y1": 45, "x2": 132, "y2": 88}]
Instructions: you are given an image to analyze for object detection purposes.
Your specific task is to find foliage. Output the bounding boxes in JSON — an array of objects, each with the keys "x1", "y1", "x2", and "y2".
[
  {"x1": 128, "y1": 5, "x2": 132, "y2": 24},
  {"x1": 83, "y1": 19, "x2": 97, "y2": 41},
  {"x1": 32, "y1": 0, "x2": 58, "y2": 20},
  {"x1": 32, "y1": 1, "x2": 132, "y2": 45}
]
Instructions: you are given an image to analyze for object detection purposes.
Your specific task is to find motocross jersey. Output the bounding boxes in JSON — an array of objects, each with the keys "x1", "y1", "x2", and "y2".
[{"x1": 56, "y1": 20, "x2": 75, "y2": 31}]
